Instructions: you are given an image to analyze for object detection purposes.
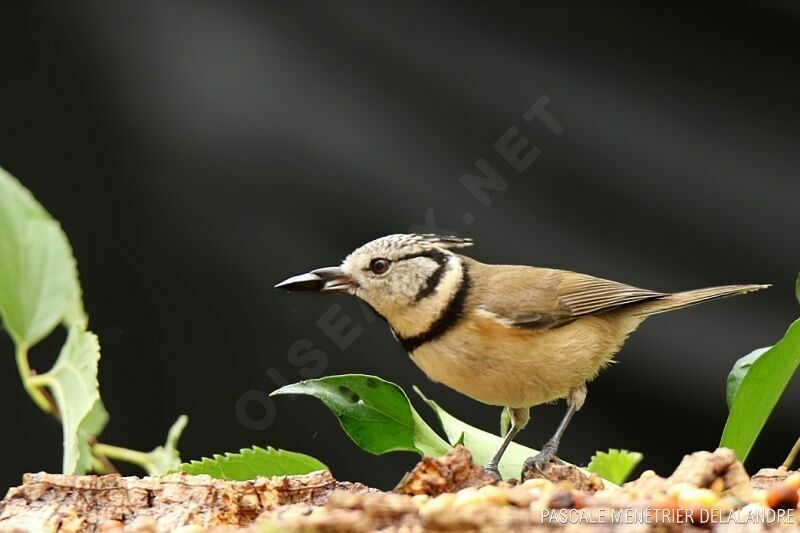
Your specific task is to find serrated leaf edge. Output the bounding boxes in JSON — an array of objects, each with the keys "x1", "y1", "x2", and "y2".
[{"x1": 180, "y1": 446, "x2": 327, "y2": 476}]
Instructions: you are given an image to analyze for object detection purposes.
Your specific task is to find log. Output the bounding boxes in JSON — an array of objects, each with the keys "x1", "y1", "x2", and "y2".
[
  {"x1": 0, "y1": 470, "x2": 373, "y2": 532},
  {"x1": 1, "y1": 447, "x2": 797, "y2": 532}
]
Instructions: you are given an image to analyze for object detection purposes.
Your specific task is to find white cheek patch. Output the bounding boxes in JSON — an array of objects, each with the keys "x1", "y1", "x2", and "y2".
[
  {"x1": 396, "y1": 270, "x2": 420, "y2": 300},
  {"x1": 431, "y1": 262, "x2": 462, "y2": 307},
  {"x1": 385, "y1": 259, "x2": 436, "y2": 301}
]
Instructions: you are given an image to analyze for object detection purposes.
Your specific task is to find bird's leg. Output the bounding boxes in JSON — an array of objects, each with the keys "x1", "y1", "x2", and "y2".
[
  {"x1": 484, "y1": 425, "x2": 520, "y2": 479},
  {"x1": 523, "y1": 404, "x2": 576, "y2": 472},
  {"x1": 522, "y1": 384, "x2": 587, "y2": 476},
  {"x1": 484, "y1": 406, "x2": 529, "y2": 479}
]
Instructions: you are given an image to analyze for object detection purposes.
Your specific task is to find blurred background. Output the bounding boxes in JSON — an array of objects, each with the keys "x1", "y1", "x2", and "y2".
[{"x1": 0, "y1": 1, "x2": 798, "y2": 491}]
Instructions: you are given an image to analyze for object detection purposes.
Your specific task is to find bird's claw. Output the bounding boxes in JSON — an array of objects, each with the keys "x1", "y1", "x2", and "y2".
[
  {"x1": 521, "y1": 443, "x2": 559, "y2": 479},
  {"x1": 482, "y1": 465, "x2": 502, "y2": 481}
]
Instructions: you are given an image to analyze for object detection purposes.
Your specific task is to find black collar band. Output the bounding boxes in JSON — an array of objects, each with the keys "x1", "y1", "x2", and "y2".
[{"x1": 397, "y1": 264, "x2": 471, "y2": 353}]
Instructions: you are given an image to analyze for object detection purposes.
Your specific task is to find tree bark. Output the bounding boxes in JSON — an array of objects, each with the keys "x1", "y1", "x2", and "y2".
[
  {"x1": 1, "y1": 448, "x2": 797, "y2": 532},
  {"x1": 0, "y1": 470, "x2": 373, "y2": 532}
]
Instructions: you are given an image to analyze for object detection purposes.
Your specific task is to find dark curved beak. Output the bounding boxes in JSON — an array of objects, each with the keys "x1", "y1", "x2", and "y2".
[{"x1": 274, "y1": 266, "x2": 357, "y2": 292}]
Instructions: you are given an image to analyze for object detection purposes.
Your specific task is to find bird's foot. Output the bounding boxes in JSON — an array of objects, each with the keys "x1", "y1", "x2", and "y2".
[
  {"x1": 482, "y1": 464, "x2": 502, "y2": 481},
  {"x1": 521, "y1": 442, "x2": 559, "y2": 480}
]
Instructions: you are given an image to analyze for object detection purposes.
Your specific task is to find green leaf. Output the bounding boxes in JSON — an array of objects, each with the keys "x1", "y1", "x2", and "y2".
[
  {"x1": 271, "y1": 375, "x2": 450, "y2": 457},
  {"x1": 795, "y1": 273, "x2": 800, "y2": 306},
  {"x1": 721, "y1": 318, "x2": 800, "y2": 461},
  {"x1": 414, "y1": 386, "x2": 539, "y2": 480},
  {"x1": 587, "y1": 449, "x2": 643, "y2": 485},
  {"x1": 180, "y1": 446, "x2": 327, "y2": 481},
  {"x1": 726, "y1": 347, "x2": 770, "y2": 410},
  {"x1": 35, "y1": 327, "x2": 102, "y2": 474},
  {"x1": 80, "y1": 399, "x2": 109, "y2": 437},
  {"x1": 500, "y1": 408, "x2": 511, "y2": 438},
  {"x1": 0, "y1": 167, "x2": 84, "y2": 347},
  {"x1": 274, "y1": 375, "x2": 613, "y2": 483},
  {"x1": 143, "y1": 415, "x2": 188, "y2": 476},
  {"x1": 76, "y1": 400, "x2": 109, "y2": 474}
]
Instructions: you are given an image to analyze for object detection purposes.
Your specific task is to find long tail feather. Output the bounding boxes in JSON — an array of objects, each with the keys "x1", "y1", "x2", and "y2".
[{"x1": 633, "y1": 284, "x2": 769, "y2": 316}]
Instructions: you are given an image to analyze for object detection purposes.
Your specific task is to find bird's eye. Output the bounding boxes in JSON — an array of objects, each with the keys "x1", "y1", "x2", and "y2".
[{"x1": 369, "y1": 258, "x2": 391, "y2": 275}]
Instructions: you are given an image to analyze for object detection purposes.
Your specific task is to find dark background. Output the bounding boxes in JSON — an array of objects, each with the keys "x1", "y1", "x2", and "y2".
[{"x1": 0, "y1": 1, "x2": 798, "y2": 491}]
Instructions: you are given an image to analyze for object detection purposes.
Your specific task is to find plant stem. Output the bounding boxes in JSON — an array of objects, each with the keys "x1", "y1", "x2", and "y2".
[
  {"x1": 93, "y1": 443, "x2": 151, "y2": 471},
  {"x1": 15, "y1": 344, "x2": 54, "y2": 414},
  {"x1": 91, "y1": 457, "x2": 107, "y2": 474},
  {"x1": 88, "y1": 438, "x2": 120, "y2": 474},
  {"x1": 782, "y1": 436, "x2": 800, "y2": 470}
]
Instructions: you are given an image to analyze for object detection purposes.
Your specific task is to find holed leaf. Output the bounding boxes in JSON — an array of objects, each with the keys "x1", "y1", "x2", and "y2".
[
  {"x1": 181, "y1": 446, "x2": 326, "y2": 481},
  {"x1": 721, "y1": 319, "x2": 800, "y2": 461},
  {"x1": 275, "y1": 375, "x2": 613, "y2": 483},
  {"x1": 587, "y1": 449, "x2": 643, "y2": 485},
  {"x1": 271, "y1": 375, "x2": 450, "y2": 457}
]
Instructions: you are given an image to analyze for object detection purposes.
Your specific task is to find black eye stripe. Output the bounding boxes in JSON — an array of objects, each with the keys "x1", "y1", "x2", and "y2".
[{"x1": 395, "y1": 250, "x2": 449, "y2": 265}]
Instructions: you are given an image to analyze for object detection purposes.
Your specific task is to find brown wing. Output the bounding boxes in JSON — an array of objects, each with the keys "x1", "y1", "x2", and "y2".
[{"x1": 473, "y1": 263, "x2": 665, "y2": 329}]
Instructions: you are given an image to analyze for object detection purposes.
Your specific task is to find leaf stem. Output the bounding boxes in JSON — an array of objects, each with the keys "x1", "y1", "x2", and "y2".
[
  {"x1": 90, "y1": 457, "x2": 107, "y2": 473},
  {"x1": 15, "y1": 344, "x2": 55, "y2": 414},
  {"x1": 93, "y1": 443, "x2": 151, "y2": 470},
  {"x1": 782, "y1": 436, "x2": 800, "y2": 470},
  {"x1": 89, "y1": 439, "x2": 120, "y2": 474}
]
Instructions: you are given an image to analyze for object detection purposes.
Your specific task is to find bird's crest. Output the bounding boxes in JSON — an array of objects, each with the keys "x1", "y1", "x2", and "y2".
[
  {"x1": 346, "y1": 233, "x2": 473, "y2": 261},
  {"x1": 406, "y1": 233, "x2": 474, "y2": 250},
  {"x1": 372, "y1": 233, "x2": 474, "y2": 253}
]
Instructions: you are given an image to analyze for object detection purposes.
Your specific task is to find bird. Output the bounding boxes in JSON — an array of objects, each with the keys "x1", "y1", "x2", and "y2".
[{"x1": 275, "y1": 233, "x2": 768, "y2": 479}]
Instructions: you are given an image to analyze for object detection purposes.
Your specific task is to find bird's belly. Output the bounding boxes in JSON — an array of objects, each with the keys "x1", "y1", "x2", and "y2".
[{"x1": 409, "y1": 313, "x2": 641, "y2": 408}]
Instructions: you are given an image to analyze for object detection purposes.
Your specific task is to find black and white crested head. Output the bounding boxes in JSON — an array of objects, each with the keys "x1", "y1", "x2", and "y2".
[
  {"x1": 338, "y1": 234, "x2": 472, "y2": 338},
  {"x1": 346, "y1": 233, "x2": 473, "y2": 259}
]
